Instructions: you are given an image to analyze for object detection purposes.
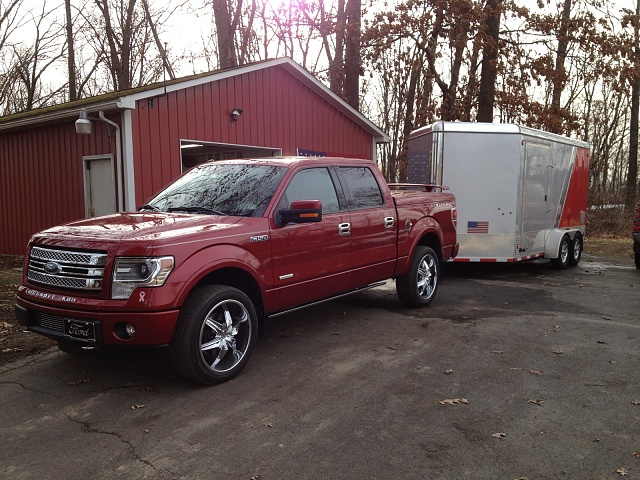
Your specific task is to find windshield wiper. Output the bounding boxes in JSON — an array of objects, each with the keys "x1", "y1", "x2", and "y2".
[
  {"x1": 167, "y1": 206, "x2": 226, "y2": 216},
  {"x1": 138, "y1": 204, "x2": 162, "y2": 212}
]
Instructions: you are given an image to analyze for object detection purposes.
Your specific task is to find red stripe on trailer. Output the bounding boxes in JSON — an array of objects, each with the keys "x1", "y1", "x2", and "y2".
[
  {"x1": 560, "y1": 147, "x2": 589, "y2": 228},
  {"x1": 452, "y1": 253, "x2": 545, "y2": 263}
]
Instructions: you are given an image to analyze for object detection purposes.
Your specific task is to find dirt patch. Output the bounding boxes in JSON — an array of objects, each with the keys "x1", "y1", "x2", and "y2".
[
  {"x1": 583, "y1": 236, "x2": 633, "y2": 259},
  {"x1": 0, "y1": 237, "x2": 636, "y2": 367},
  {"x1": 0, "y1": 256, "x2": 55, "y2": 365}
]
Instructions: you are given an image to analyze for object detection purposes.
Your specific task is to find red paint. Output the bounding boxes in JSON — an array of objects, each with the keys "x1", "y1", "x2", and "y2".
[{"x1": 560, "y1": 147, "x2": 590, "y2": 228}]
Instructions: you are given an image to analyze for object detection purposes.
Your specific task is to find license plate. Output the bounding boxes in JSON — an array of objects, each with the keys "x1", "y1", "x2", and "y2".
[{"x1": 64, "y1": 319, "x2": 96, "y2": 342}]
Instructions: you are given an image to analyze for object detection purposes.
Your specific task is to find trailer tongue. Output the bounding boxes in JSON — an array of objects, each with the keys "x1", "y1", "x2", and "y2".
[{"x1": 408, "y1": 121, "x2": 590, "y2": 267}]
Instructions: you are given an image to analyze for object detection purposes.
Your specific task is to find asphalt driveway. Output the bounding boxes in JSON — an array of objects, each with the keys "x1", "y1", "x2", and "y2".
[{"x1": 1, "y1": 254, "x2": 639, "y2": 479}]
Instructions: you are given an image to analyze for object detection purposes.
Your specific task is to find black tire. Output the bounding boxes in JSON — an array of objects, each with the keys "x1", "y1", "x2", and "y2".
[
  {"x1": 635, "y1": 253, "x2": 640, "y2": 269},
  {"x1": 569, "y1": 233, "x2": 582, "y2": 266},
  {"x1": 552, "y1": 235, "x2": 571, "y2": 269},
  {"x1": 170, "y1": 285, "x2": 257, "y2": 385},
  {"x1": 396, "y1": 246, "x2": 440, "y2": 307}
]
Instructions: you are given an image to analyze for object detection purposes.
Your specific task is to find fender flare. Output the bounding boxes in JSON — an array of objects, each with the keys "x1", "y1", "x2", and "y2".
[
  {"x1": 169, "y1": 244, "x2": 267, "y2": 308},
  {"x1": 397, "y1": 216, "x2": 444, "y2": 274}
]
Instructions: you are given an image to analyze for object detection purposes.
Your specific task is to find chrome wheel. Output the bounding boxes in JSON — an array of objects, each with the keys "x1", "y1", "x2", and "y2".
[
  {"x1": 553, "y1": 235, "x2": 571, "y2": 269},
  {"x1": 569, "y1": 234, "x2": 582, "y2": 266},
  {"x1": 170, "y1": 285, "x2": 258, "y2": 385},
  {"x1": 199, "y1": 299, "x2": 252, "y2": 373},
  {"x1": 396, "y1": 246, "x2": 440, "y2": 307},
  {"x1": 416, "y1": 251, "x2": 438, "y2": 301}
]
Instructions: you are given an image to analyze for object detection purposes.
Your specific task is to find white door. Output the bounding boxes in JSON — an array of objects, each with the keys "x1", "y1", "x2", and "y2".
[{"x1": 84, "y1": 155, "x2": 116, "y2": 218}]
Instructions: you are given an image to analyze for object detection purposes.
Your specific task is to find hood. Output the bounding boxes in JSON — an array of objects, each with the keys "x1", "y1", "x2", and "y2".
[{"x1": 37, "y1": 212, "x2": 246, "y2": 242}]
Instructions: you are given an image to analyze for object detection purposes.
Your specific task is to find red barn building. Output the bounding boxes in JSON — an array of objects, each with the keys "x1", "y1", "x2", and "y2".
[{"x1": 0, "y1": 58, "x2": 388, "y2": 255}]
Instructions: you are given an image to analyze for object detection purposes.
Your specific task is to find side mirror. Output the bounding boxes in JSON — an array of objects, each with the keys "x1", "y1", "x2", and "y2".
[{"x1": 276, "y1": 200, "x2": 323, "y2": 226}]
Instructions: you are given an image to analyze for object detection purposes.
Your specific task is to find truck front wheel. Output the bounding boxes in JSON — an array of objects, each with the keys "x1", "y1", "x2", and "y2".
[
  {"x1": 170, "y1": 285, "x2": 258, "y2": 385},
  {"x1": 396, "y1": 246, "x2": 440, "y2": 307}
]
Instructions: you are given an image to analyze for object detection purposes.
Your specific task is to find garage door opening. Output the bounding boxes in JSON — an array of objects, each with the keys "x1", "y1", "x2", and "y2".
[{"x1": 180, "y1": 140, "x2": 282, "y2": 171}]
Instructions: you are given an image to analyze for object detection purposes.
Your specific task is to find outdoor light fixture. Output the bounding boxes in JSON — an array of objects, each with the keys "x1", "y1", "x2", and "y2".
[
  {"x1": 230, "y1": 107, "x2": 243, "y2": 122},
  {"x1": 75, "y1": 109, "x2": 93, "y2": 135}
]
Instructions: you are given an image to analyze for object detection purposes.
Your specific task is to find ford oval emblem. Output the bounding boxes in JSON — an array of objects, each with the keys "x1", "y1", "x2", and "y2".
[{"x1": 44, "y1": 261, "x2": 62, "y2": 274}]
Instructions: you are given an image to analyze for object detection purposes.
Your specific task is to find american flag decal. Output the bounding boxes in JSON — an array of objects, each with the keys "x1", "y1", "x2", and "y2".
[{"x1": 467, "y1": 221, "x2": 489, "y2": 234}]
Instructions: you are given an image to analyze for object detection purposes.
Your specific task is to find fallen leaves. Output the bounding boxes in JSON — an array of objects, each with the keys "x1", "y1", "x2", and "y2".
[
  {"x1": 66, "y1": 379, "x2": 90, "y2": 387},
  {"x1": 131, "y1": 404, "x2": 145, "y2": 410},
  {"x1": 439, "y1": 398, "x2": 469, "y2": 405},
  {"x1": 527, "y1": 399, "x2": 544, "y2": 406},
  {"x1": 492, "y1": 432, "x2": 507, "y2": 439},
  {"x1": 528, "y1": 369, "x2": 544, "y2": 375},
  {"x1": 632, "y1": 400, "x2": 640, "y2": 406},
  {"x1": 444, "y1": 369, "x2": 453, "y2": 375},
  {"x1": 616, "y1": 467, "x2": 628, "y2": 476}
]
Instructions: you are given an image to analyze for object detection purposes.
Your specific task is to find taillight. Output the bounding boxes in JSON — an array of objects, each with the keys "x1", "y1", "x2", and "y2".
[{"x1": 451, "y1": 207, "x2": 457, "y2": 229}]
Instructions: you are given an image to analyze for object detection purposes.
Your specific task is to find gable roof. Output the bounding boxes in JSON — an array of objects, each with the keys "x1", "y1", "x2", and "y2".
[{"x1": 0, "y1": 57, "x2": 389, "y2": 143}]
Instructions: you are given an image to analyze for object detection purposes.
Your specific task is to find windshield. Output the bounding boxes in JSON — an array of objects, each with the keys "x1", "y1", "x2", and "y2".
[{"x1": 145, "y1": 163, "x2": 286, "y2": 217}]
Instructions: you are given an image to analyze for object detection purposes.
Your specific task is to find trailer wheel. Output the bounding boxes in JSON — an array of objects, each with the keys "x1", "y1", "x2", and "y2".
[
  {"x1": 569, "y1": 233, "x2": 582, "y2": 266},
  {"x1": 170, "y1": 285, "x2": 257, "y2": 385},
  {"x1": 552, "y1": 235, "x2": 571, "y2": 269},
  {"x1": 396, "y1": 246, "x2": 440, "y2": 307}
]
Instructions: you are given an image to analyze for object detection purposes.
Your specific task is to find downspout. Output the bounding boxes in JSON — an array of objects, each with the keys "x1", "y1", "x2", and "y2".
[{"x1": 98, "y1": 111, "x2": 124, "y2": 212}]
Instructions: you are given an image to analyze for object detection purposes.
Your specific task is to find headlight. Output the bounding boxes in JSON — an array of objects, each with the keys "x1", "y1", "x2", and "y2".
[{"x1": 111, "y1": 256, "x2": 174, "y2": 300}]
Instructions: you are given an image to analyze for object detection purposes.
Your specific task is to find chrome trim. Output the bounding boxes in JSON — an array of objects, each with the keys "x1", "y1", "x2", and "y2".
[
  {"x1": 28, "y1": 246, "x2": 108, "y2": 292},
  {"x1": 338, "y1": 222, "x2": 351, "y2": 236}
]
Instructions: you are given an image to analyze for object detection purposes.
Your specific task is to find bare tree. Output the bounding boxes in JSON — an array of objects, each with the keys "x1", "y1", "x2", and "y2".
[
  {"x1": 477, "y1": 0, "x2": 502, "y2": 122},
  {"x1": 626, "y1": 0, "x2": 640, "y2": 210}
]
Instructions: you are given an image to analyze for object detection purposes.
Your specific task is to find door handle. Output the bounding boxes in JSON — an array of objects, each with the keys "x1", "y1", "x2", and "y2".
[
  {"x1": 338, "y1": 223, "x2": 351, "y2": 236},
  {"x1": 384, "y1": 216, "x2": 394, "y2": 229}
]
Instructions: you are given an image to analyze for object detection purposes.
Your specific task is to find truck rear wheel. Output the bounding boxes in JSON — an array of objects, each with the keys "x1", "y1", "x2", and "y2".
[
  {"x1": 396, "y1": 246, "x2": 440, "y2": 307},
  {"x1": 170, "y1": 285, "x2": 257, "y2": 385},
  {"x1": 552, "y1": 235, "x2": 571, "y2": 269},
  {"x1": 569, "y1": 233, "x2": 582, "y2": 266}
]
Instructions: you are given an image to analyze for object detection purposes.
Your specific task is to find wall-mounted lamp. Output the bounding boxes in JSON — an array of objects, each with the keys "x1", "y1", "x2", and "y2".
[
  {"x1": 75, "y1": 109, "x2": 93, "y2": 135},
  {"x1": 231, "y1": 107, "x2": 243, "y2": 122}
]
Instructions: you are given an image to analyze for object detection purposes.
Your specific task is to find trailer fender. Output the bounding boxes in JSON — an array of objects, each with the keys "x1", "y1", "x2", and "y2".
[{"x1": 545, "y1": 229, "x2": 580, "y2": 259}]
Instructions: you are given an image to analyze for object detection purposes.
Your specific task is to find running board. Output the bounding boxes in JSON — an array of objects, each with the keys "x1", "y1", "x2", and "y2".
[{"x1": 268, "y1": 281, "x2": 387, "y2": 318}]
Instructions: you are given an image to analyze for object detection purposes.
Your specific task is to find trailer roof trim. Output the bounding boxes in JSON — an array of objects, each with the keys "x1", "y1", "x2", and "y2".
[{"x1": 411, "y1": 121, "x2": 589, "y2": 149}]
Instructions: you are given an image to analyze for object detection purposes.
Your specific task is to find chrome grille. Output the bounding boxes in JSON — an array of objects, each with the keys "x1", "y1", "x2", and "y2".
[{"x1": 28, "y1": 246, "x2": 108, "y2": 292}]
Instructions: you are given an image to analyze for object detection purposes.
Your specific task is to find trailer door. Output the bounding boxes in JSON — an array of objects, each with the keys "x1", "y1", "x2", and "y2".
[{"x1": 521, "y1": 141, "x2": 552, "y2": 253}]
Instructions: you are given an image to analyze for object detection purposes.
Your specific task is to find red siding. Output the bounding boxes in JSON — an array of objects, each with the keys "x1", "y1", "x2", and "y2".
[
  {"x1": 1, "y1": 64, "x2": 378, "y2": 254},
  {"x1": 0, "y1": 120, "x2": 116, "y2": 254},
  {"x1": 131, "y1": 65, "x2": 374, "y2": 206}
]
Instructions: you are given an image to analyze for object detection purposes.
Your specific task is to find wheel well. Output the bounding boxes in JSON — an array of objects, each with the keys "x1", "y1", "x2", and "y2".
[
  {"x1": 417, "y1": 232, "x2": 443, "y2": 263},
  {"x1": 193, "y1": 267, "x2": 265, "y2": 325}
]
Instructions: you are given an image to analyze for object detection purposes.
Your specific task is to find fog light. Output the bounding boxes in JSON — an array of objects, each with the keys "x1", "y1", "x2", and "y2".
[{"x1": 125, "y1": 324, "x2": 136, "y2": 338}]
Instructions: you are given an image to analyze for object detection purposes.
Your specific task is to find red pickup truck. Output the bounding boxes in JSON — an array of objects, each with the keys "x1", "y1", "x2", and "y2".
[{"x1": 15, "y1": 157, "x2": 457, "y2": 384}]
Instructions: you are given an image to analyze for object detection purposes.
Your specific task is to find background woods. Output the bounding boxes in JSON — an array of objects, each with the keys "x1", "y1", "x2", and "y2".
[{"x1": 1, "y1": 0, "x2": 639, "y2": 210}]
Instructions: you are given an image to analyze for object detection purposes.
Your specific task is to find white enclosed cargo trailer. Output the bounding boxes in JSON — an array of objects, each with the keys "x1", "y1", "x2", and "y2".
[{"x1": 408, "y1": 121, "x2": 590, "y2": 266}]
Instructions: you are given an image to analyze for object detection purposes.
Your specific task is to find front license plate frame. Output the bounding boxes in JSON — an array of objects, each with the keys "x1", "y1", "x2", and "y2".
[{"x1": 64, "y1": 319, "x2": 96, "y2": 343}]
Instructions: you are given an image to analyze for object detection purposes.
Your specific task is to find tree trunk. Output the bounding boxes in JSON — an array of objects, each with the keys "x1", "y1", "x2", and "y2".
[
  {"x1": 213, "y1": 0, "x2": 238, "y2": 69},
  {"x1": 343, "y1": 0, "x2": 361, "y2": 110},
  {"x1": 626, "y1": 0, "x2": 640, "y2": 210},
  {"x1": 477, "y1": 0, "x2": 502, "y2": 122},
  {"x1": 65, "y1": 0, "x2": 76, "y2": 101},
  {"x1": 550, "y1": 0, "x2": 571, "y2": 134}
]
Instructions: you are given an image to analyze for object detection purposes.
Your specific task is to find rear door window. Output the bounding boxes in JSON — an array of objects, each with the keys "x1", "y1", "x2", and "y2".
[{"x1": 339, "y1": 166, "x2": 384, "y2": 209}]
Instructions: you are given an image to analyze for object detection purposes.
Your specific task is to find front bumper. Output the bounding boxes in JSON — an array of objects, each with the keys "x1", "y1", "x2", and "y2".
[{"x1": 15, "y1": 297, "x2": 180, "y2": 347}]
